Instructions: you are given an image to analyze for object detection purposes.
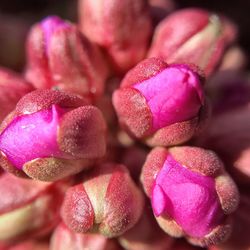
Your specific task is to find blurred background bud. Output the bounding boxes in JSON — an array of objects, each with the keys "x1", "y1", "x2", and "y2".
[
  {"x1": 148, "y1": 8, "x2": 237, "y2": 77},
  {"x1": 0, "y1": 67, "x2": 34, "y2": 123},
  {"x1": 25, "y1": 16, "x2": 109, "y2": 102},
  {"x1": 79, "y1": 0, "x2": 152, "y2": 74},
  {"x1": 0, "y1": 173, "x2": 66, "y2": 244},
  {"x1": 50, "y1": 223, "x2": 122, "y2": 250}
]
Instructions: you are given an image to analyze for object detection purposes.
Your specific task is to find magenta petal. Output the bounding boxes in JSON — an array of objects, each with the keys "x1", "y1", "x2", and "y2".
[
  {"x1": 152, "y1": 184, "x2": 168, "y2": 216},
  {"x1": 152, "y1": 154, "x2": 223, "y2": 238},
  {"x1": 133, "y1": 65, "x2": 204, "y2": 131},
  {"x1": 0, "y1": 105, "x2": 66, "y2": 169}
]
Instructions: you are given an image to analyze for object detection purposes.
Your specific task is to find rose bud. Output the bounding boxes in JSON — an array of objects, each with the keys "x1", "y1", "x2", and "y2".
[
  {"x1": 0, "y1": 172, "x2": 65, "y2": 243},
  {"x1": 140, "y1": 146, "x2": 239, "y2": 247},
  {"x1": 0, "y1": 89, "x2": 107, "y2": 181},
  {"x1": 50, "y1": 223, "x2": 122, "y2": 250},
  {"x1": 195, "y1": 106, "x2": 250, "y2": 187},
  {"x1": 78, "y1": 0, "x2": 152, "y2": 74},
  {"x1": 0, "y1": 67, "x2": 34, "y2": 123},
  {"x1": 209, "y1": 190, "x2": 250, "y2": 250},
  {"x1": 119, "y1": 204, "x2": 174, "y2": 250},
  {"x1": 61, "y1": 163, "x2": 144, "y2": 237},
  {"x1": 148, "y1": 8, "x2": 237, "y2": 77},
  {"x1": 112, "y1": 58, "x2": 209, "y2": 147},
  {"x1": 25, "y1": 16, "x2": 109, "y2": 102}
]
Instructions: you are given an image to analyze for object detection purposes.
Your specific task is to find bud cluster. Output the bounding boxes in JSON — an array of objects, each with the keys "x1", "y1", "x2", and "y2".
[{"x1": 0, "y1": 1, "x2": 247, "y2": 250}]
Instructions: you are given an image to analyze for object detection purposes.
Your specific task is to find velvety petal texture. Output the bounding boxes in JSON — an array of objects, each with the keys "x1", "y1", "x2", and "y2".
[
  {"x1": 61, "y1": 163, "x2": 144, "y2": 237},
  {"x1": 112, "y1": 58, "x2": 208, "y2": 147},
  {"x1": 133, "y1": 65, "x2": 204, "y2": 130},
  {"x1": 140, "y1": 146, "x2": 239, "y2": 247},
  {"x1": 0, "y1": 90, "x2": 107, "y2": 181},
  {"x1": 0, "y1": 105, "x2": 66, "y2": 169},
  {"x1": 152, "y1": 154, "x2": 223, "y2": 237}
]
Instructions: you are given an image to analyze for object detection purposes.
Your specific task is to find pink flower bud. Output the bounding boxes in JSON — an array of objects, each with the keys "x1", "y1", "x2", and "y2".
[
  {"x1": 78, "y1": 0, "x2": 152, "y2": 73},
  {"x1": 112, "y1": 58, "x2": 208, "y2": 147},
  {"x1": 140, "y1": 146, "x2": 239, "y2": 247},
  {"x1": 0, "y1": 90, "x2": 107, "y2": 181},
  {"x1": 0, "y1": 172, "x2": 65, "y2": 243},
  {"x1": 119, "y1": 204, "x2": 174, "y2": 250},
  {"x1": 51, "y1": 223, "x2": 122, "y2": 250},
  {"x1": 25, "y1": 16, "x2": 109, "y2": 102},
  {"x1": 0, "y1": 67, "x2": 34, "y2": 123},
  {"x1": 61, "y1": 163, "x2": 144, "y2": 237},
  {"x1": 148, "y1": 8, "x2": 237, "y2": 77}
]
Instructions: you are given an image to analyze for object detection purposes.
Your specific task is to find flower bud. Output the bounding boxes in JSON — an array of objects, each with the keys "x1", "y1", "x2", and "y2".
[
  {"x1": 0, "y1": 90, "x2": 107, "y2": 181},
  {"x1": 140, "y1": 146, "x2": 239, "y2": 247},
  {"x1": 25, "y1": 16, "x2": 109, "y2": 102},
  {"x1": 119, "y1": 204, "x2": 174, "y2": 250},
  {"x1": 61, "y1": 163, "x2": 144, "y2": 237},
  {"x1": 148, "y1": 8, "x2": 237, "y2": 77},
  {"x1": 0, "y1": 172, "x2": 65, "y2": 243},
  {"x1": 50, "y1": 223, "x2": 122, "y2": 250},
  {"x1": 0, "y1": 67, "x2": 34, "y2": 123},
  {"x1": 112, "y1": 58, "x2": 208, "y2": 147},
  {"x1": 78, "y1": 0, "x2": 152, "y2": 73}
]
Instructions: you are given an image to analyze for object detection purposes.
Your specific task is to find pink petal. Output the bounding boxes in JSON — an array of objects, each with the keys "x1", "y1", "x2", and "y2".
[
  {"x1": 0, "y1": 105, "x2": 66, "y2": 169},
  {"x1": 152, "y1": 184, "x2": 168, "y2": 216},
  {"x1": 133, "y1": 65, "x2": 204, "y2": 131},
  {"x1": 152, "y1": 154, "x2": 223, "y2": 237}
]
